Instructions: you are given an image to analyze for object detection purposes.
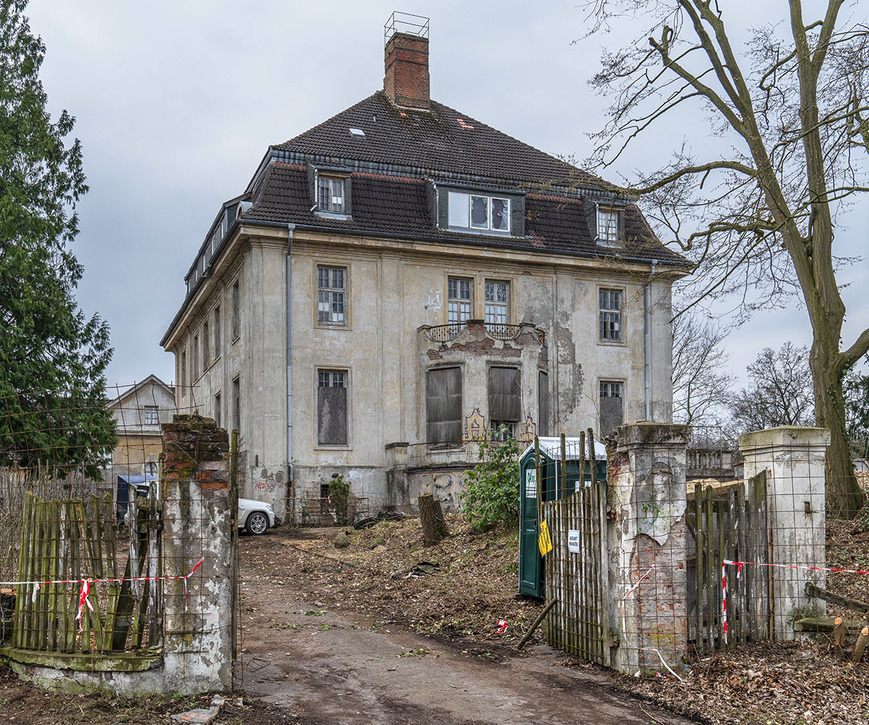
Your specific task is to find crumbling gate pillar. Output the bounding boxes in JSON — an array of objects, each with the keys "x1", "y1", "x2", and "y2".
[
  {"x1": 160, "y1": 414, "x2": 233, "y2": 694},
  {"x1": 606, "y1": 423, "x2": 689, "y2": 675}
]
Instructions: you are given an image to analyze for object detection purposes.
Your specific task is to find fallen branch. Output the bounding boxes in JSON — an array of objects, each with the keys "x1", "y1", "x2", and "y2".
[
  {"x1": 805, "y1": 582, "x2": 869, "y2": 614},
  {"x1": 517, "y1": 599, "x2": 557, "y2": 651}
]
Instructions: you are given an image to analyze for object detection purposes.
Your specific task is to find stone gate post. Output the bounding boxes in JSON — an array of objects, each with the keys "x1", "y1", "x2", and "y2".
[
  {"x1": 739, "y1": 427, "x2": 829, "y2": 640},
  {"x1": 607, "y1": 423, "x2": 689, "y2": 675},
  {"x1": 160, "y1": 414, "x2": 232, "y2": 694}
]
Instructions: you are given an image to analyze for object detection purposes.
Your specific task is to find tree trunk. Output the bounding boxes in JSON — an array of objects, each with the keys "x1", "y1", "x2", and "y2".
[
  {"x1": 811, "y1": 347, "x2": 865, "y2": 518},
  {"x1": 418, "y1": 493, "x2": 449, "y2": 546}
]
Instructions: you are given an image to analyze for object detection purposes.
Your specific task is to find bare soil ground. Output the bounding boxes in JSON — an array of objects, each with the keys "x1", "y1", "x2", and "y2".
[{"x1": 1, "y1": 510, "x2": 868, "y2": 723}]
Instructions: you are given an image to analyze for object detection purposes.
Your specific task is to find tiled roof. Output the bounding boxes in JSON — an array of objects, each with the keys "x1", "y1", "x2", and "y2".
[
  {"x1": 273, "y1": 91, "x2": 602, "y2": 189},
  {"x1": 246, "y1": 162, "x2": 685, "y2": 264}
]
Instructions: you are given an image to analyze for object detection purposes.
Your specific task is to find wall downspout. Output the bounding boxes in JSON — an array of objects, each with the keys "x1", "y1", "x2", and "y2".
[
  {"x1": 644, "y1": 260, "x2": 659, "y2": 421},
  {"x1": 286, "y1": 224, "x2": 295, "y2": 512}
]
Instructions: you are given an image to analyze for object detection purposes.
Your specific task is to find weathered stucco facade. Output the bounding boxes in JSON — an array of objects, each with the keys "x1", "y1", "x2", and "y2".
[{"x1": 161, "y1": 20, "x2": 685, "y2": 519}]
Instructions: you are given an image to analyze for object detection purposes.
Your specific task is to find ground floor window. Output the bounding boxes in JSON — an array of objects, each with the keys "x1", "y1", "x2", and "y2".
[
  {"x1": 426, "y1": 367, "x2": 462, "y2": 443},
  {"x1": 318, "y1": 369, "x2": 348, "y2": 446},
  {"x1": 600, "y1": 380, "x2": 623, "y2": 437}
]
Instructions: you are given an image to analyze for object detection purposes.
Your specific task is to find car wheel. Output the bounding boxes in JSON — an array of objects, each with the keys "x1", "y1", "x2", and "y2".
[{"x1": 245, "y1": 511, "x2": 269, "y2": 535}]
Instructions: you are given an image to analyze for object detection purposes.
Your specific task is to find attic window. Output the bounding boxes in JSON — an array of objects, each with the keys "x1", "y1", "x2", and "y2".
[
  {"x1": 318, "y1": 176, "x2": 345, "y2": 213},
  {"x1": 349, "y1": 128, "x2": 365, "y2": 137},
  {"x1": 597, "y1": 206, "x2": 622, "y2": 245},
  {"x1": 448, "y1": 191, "x2": 510, "y2": 233}
]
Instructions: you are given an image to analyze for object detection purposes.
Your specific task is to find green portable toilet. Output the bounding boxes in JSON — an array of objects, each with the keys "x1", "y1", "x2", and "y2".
[{"x1": 518, "y1": 436, "x2": 607, "y2": 598}]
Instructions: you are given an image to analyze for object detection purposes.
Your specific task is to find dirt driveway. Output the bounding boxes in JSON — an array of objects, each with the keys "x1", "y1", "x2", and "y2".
[{"x1": 235, "y1": 529, "x2": 694, "y2": 725}]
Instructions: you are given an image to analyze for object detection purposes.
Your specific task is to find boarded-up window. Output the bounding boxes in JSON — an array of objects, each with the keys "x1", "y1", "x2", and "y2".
[
  {"x1": 426, "y1": 367, "x2": 462, "y2": 443},
  {"x1": 600, "y1": 381, "x2": 623, "y2": 437},
  {"x1": 538, "y1": 371, "x2": 550, "y2": 437},
  {"x1": 318, "y1": 370, "x2": 348, "y2": 446},
  {"x1": 489, "y1": 367, "x2": 521, "y2": 437}
]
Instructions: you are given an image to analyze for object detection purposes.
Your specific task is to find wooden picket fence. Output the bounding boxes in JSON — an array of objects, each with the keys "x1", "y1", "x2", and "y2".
[
  {"x1": 687, "y1": 472, "x2": 770, "y2": 652},
  {"x1": 9, "y1": 490, "x2": 162, "y2": 655}
]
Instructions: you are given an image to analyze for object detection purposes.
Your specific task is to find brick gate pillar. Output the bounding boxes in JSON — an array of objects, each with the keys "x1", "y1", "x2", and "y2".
[
  {"x1": 607, "y1": 423, "x2": 689, "y2": 675},
  {"x1": 739, "y1": 427, "x2": 829, "y2": 640},
  {"x1": 160, "y1": 414, "x2": 232, "y2": 694}
]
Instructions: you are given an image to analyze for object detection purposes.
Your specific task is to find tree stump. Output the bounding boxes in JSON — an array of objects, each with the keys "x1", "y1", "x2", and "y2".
[{"x1": 418, "y1": 493, "x2": 449, "y2": 546}]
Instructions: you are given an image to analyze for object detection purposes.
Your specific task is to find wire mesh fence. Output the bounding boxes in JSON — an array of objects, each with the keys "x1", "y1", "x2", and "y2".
[{"x1": 0, "y1": 386, "x2": 218, "y2": 664}]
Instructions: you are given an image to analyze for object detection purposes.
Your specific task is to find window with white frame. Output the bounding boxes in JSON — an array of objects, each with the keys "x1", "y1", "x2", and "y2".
[
  {"x1": 484, "y1": 281, "x2": 509, "y2": 325},
  {"x1": 317, "y1": 176, "x2": 345, "y2": 214},
  {"x1": 447, "y1": 277, "x2": 473, "y2": 326},
  {"x1": 448, "y1": 191, "x2": 510, "y2": 232},
  {"x1": 144, "y1": 461, "x2": 157, "y2": 476},
  {"x1": 597, "y1": 206, "x2": 621, "y2": 244},
  {"x1": 599, "y1": 288, "x2": 622, "y2": 342},
  {"x1": 317, "y1": 369, "x2": 348, "y2": 446},
  {"x1": 317, "y1": 266, "x2": 347, "y2": 325},
  {"x1": 143, "y1": 405, "x2": 159, "y2": 426}
]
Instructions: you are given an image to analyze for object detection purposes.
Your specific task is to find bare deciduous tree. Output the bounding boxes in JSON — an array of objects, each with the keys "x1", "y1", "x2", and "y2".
[
  {"x1": 730, "y1": 342, "x2": 815, "y2": 433},
  {"x1": 584, "y1": 0, "x2": 869, "y2": 516},
  {"x1": 671, "y1": 311, "x2": 735, "y2": 425}
]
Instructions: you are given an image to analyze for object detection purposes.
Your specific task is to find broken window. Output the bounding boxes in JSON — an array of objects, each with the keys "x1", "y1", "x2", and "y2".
[
  {"x1": 489, "y1": 366, "x2": 521, "y2": 439},
  {"x1": 600, "y1": 381, "x2": 624, "y2": 437},
  {"x1": 143, "y1": 405, "x2": 159, "y2": 426},
  {"x1": 447, "y1": 277, "x2": 472, "y2": 327},
  {"x1": 597, "y1": 206, "x2": 621, "y2": 244},
  {"x1": 448, "y1": 191, "x2": 510, "y2": 232},
  {"x1": 318, "y1": 370, "x2": 348, "y2": 446},
  {"x1": 599, "y1": 288, "x2": 622, "y2": 342},
  {"x1": 538, "y1": 370, "x2": 550, "y2": 437},
  {"x1": 426, "y1": 367, "x2": 462, "y2": 443},
  {"x1": 484, "y1": 281, "x2": 509, "y2": 325},
  {"x1": 317, "y1": 266, "x2": 347, "y2": 325},
  {"x1": 317, "y1": 176, "x2": 345, "y2": 213}
]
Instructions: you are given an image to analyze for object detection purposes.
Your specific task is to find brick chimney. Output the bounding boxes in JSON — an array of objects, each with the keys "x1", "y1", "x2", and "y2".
[{"x1": 384, "y1": 31, "x2": 430, "y2": 110}]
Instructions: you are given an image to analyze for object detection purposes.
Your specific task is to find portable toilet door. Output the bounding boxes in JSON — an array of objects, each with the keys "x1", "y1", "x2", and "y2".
[
  {"x1": 517, "y1": 437, "x2": 607, "y2": 598},
  {"x1": 518, "y1": 448, "x2": 543, "y2": 597}
]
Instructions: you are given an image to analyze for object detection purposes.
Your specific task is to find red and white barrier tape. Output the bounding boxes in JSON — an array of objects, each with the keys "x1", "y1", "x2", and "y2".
[
  {"x1": 721, "y1": 559, "x2": 869, "y2": 644},
  {"x1": 1, "y1": 557, "x2": 205, "y2": 630}
]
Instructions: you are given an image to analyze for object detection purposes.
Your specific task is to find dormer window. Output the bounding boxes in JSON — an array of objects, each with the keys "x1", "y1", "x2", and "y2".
[
  {"x1": 597, "y1": 206, "x2": 622, "y2": 245},
  {"x1": 448, "y1": 191, "x2": 510, "y2": 233},
  {"x1": 318, "y1": 176, "x2": 345, "y2": 213}
]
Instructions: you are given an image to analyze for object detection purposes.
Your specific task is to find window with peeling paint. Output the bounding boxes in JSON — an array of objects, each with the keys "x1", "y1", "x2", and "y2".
[
  {"x1": 317, "y1": 266, "x2": 347, "y2": 325},
  {"x1": 599, "y1": 288, "x2": 622, "y2": 342},
  {"x1": 485, "y1": 280, "x2": 509, "y2": 325},
  {"x1": 447, "y1": 277, "x2": 472, "y2": 327}
]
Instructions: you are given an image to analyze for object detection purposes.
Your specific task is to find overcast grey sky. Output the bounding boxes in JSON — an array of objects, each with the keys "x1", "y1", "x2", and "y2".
[{"x1": 24, "y1": 0, "x2": 869, "y2": 390}]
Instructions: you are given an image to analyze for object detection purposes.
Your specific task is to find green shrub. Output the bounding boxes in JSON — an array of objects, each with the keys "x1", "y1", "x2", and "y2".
[
  {"x1": 461, "y1": 429, "x2": 522, "y2": 530},
  {"x1": 327, "y1": 474, "x2": 350, "y2": 525}
]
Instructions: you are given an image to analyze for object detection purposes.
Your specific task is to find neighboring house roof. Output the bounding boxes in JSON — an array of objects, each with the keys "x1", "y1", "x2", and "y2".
[{"x1": 107, "y1": 375, "x2": 175, "y2": 412}]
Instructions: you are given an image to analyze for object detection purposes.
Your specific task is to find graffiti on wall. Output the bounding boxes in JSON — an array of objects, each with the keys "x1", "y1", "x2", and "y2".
[{"x1": 432, "y1": 471, "x2": 461, "y2": 512}]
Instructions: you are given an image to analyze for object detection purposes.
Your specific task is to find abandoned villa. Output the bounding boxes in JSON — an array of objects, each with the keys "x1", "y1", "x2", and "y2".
[{"x1": 160, "y1": 20, "x2": 687, "y2": 521}]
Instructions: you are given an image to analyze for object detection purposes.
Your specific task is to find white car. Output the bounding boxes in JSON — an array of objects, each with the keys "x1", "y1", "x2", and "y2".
[{"x1": 238, "y1": 498, "x2": 276, "y2": 535}]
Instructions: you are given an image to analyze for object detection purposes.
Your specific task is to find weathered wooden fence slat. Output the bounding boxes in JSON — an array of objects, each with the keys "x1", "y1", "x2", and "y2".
[{"x1": 8, "y1": 491, "x2": 162, "y2": 657}]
